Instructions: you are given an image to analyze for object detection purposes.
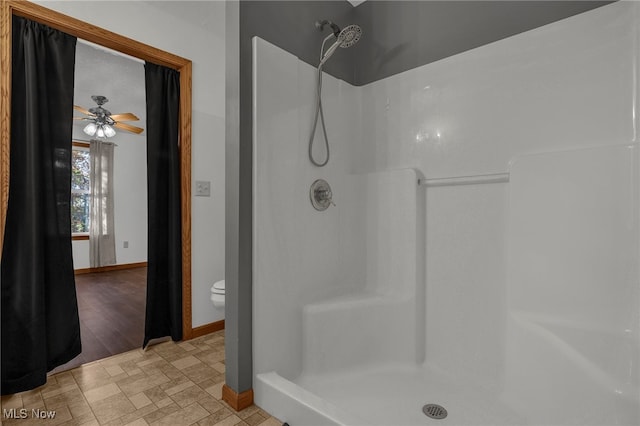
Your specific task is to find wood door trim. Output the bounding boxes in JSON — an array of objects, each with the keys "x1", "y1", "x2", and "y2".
[{"x1": 0, "y1": 0, "x2": 193, "y2": 340}]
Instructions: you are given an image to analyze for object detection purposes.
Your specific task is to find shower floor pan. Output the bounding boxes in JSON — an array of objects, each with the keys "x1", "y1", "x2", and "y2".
[
  {"x1": 297, "y1": 364, "x2": 525, "y2": 426},
  {"x1": 257, "y1": 360, "x2": 637, "y2": 426},
  {"x1": 257, "y1": 364, "x2": 524, "y2": 426}
]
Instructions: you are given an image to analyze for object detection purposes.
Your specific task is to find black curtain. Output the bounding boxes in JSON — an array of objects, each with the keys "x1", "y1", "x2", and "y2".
[
  {"x1": 143, "y1": 62, "x2": 182, "y2": 348},
  {"x1": 1, "y1": 16, "x2": 80, "y2": 395}
]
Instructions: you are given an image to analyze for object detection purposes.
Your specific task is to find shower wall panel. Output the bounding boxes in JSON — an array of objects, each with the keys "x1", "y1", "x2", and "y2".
[
  {"x1": 503, "y1": 145, "x2": 639, "y2": 424},
  {"x1": 356, "y1": 2, "x2": 636, "y2": 177},
  {"x1": 357, "y1": 0, "x2": 640, "y2": 387},
  {"x1": 252, "y1": 37, "x2": 364, "y2": 381},
  {"x1": 424, "y1": 183, "x2": 508, "y2": 390},
  {"x1": 253, "y1": 35, "x2": 424, "y2": 386},
  {"x1": 252, "y1": 1, "x2": 640, "y2": 423}
]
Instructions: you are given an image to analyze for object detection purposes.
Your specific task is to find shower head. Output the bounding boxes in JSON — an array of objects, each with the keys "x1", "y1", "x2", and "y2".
[
  {"x1": 319, "y1": 24, "x2": 362, "y2": 66},
  {"x1": 336, "y1": 24, "x2": 362, "y2": 48}
]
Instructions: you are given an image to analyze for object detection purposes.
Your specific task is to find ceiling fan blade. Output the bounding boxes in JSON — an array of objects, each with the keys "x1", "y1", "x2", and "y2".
[
  {"x1": 110, "y1": 112, "x2": 140, "y2": 122},
  {"x1": 73, "y1": 117, "x2": 88, "y2": 120},
  {"x1": 114, "y1": 122, "x2": 144, "y2": 134},
  {"x1": 74, "y1": 105, "x2": 94, "y2": 116}
]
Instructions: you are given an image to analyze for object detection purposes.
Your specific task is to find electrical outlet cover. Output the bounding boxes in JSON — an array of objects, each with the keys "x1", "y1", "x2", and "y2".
[{"x1": 195, "y1": 180, "x2": 211, "y2": 197}]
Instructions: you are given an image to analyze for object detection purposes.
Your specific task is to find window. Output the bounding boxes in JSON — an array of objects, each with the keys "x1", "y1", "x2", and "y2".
[{"x1": 71, "y1": 142, "x2": 90, "y2": 238}]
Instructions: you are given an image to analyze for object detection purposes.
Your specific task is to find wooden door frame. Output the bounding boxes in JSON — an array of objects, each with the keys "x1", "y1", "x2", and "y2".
[{"x1": 0, "y1": 0, "x2": 194, "y2": 340}]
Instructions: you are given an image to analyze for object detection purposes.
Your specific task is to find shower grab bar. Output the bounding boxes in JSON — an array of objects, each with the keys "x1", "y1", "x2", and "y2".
[{"x1": 418, "y1": 172, "x2": 509, "y2": 187}]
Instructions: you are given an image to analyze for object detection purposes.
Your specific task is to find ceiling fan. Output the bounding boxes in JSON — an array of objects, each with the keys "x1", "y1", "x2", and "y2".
[{"x1": 74, "y1": 95, "x2": 144, "y2": 138}]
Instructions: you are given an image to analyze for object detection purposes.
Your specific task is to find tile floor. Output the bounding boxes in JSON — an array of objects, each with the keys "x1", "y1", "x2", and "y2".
[{"x1": 1, "y1": 331, "x2": 281, "y2": 426}]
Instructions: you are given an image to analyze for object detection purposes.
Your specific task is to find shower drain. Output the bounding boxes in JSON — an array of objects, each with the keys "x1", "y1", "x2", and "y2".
[{"x1": 422, "y1": 403, "x2": 448, "y2": 420}]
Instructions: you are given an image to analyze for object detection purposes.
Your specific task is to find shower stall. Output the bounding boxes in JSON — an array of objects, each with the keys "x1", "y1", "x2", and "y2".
[{"x1": 252, "y1": 2, "x2": 640, "y2": 425}]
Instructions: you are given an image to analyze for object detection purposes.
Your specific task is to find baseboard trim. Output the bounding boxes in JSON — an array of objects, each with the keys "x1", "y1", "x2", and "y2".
[
  {"x1": 74, "y1": 261, "x2": 148, "y2": 275},
  {"x1": 191, "y1": 320, "x2": 225, "y2": 338},
  {"x1": 222, "y1": 384, "x2": 253, "y2": 411}
]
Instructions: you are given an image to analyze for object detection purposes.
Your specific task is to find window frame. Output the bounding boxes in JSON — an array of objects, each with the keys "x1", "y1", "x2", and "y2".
[{"x1": 71, "y1": 141, "x2": 90, "y2": 240}]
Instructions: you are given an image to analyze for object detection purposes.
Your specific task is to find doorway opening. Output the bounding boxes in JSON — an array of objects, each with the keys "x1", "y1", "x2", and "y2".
[
  {"x1": 0, "y1": 1, "x2": 194, "y2": 369},
  {"x1": 49, "y1": 42, "x2": 150, "y2": 373}
]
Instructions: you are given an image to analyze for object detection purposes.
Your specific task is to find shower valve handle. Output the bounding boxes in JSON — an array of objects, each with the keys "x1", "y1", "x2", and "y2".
[
  {"x1": 310, "y1": 179, "x2": 335, "y2": 211},
  {"x1": 315, "y1": 188, "x2": 335, "y2": 206}
]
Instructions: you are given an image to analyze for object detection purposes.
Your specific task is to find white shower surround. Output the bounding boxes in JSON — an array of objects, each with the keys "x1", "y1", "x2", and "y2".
[{"x1": 253, "y1": 2, "x2": 640, "y2": 425}]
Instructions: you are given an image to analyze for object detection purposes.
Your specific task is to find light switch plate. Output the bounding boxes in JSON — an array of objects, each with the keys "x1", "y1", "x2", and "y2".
[{"x1": 195, "y1": 180, "x2": 211, "y2": 197}]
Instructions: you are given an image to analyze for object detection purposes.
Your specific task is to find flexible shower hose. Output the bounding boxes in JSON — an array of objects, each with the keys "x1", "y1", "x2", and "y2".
[
  {"x1": 309, "y1": 66, "x2": 330, "y2": 167},
  {"x1": 308, "y1": 36, "x2": 332, "y2": 167}
]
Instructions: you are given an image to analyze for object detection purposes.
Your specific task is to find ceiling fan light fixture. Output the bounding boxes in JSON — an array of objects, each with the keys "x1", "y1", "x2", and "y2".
[
  {"x1": 76, "y1": 95, "x2": 143, "y2": 136},
  {"x1": 103, "y1": 124, "x2": 116, "y2": 138},
  {"x1": 83, "y1": 122, "x2": 97, "y2": 136}
]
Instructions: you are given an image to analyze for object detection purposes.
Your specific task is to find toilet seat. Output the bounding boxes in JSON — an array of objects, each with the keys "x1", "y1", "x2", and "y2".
[
  {"x1": 211, "y1": 279, "x2": 225, "y2": 309},
  {"x1": 211, "y1": 280, "x2": 225, "y2": 294}
]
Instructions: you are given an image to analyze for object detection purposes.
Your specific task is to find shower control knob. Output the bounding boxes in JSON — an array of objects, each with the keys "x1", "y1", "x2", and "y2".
[
  {"x1": 310, "y1": 179, "x2": 335, "y2": 211},
  {"x1": 316, "y1": 188, "x2": 332, "y2": 201},
  {"x1": 321, "y1": 190, "x2": 336, "y2": 207}
]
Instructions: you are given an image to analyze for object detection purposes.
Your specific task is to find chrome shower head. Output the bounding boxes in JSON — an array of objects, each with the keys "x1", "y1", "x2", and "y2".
[
  {"x1": 336, "y1": 24, "x2": 362, "y2": 48},
  {"x1": 319, "y1": 24, "x2": 362, "y2": 66}
]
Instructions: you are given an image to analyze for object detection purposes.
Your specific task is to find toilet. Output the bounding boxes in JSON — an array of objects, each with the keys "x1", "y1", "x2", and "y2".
[{"x1": 211, "y1": 280, "x2": 225, "y2": 309}]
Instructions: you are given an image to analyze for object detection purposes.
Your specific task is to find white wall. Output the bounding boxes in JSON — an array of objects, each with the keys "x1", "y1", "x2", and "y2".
[
  {"x1": 73, "y1": 42, "x2": 147, "y2": 269},
  {"x1": 39, "y1": 0, "x2": 227, "y2": 326},
  {"x1": 111, "y1": 132, "x2": 148, "y2": 265},
  {"x1": 71, "y1": 42, "x2": 148, "y2": 269},
  {"x1": 71, "y1": 132, "x2": 148, "y2": 269}
]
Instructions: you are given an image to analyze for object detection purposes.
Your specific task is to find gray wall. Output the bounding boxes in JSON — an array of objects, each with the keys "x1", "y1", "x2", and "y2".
[
  {"x1": 225, "y1": 0, "x2": 614, "y2": 395},
  {"x1": 353, "y1": 1, "x2": 613, "y2": 85},
  {"x1": 235, "y1": 1, "x2": 613, "y2": 87},
  {"x1": 241, "y1": 1, "x2": 356, "y2": 82},
  {"x1": 225, "y1": 0, "x2": 243, "y2": 394}
]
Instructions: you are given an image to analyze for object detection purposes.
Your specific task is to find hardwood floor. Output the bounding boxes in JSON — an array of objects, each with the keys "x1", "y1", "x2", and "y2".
[{"x1": 51, "y1": 267, "x2": 147, "y2": 374}]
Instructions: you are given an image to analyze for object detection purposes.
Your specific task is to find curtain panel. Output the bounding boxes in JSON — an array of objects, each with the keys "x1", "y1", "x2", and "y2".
[
  {"x1": 143, "y1": 62, "x2": 182, "y2": 348},
  {"x1": 89, "y1": 139, "x2": 116, "y2": 267},
  {"x1": 1, "y1": 16, "x2": 81, "y2": 394}
]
